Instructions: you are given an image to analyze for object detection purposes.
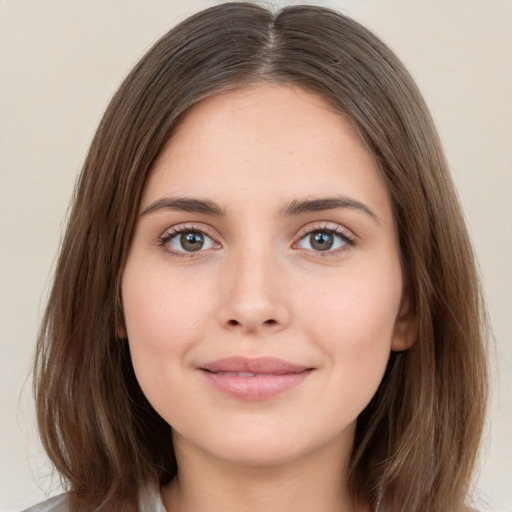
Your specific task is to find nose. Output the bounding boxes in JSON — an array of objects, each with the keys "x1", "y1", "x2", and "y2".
[{"x1": 216, "y1": 248, "x2": 291, "y2": 334}]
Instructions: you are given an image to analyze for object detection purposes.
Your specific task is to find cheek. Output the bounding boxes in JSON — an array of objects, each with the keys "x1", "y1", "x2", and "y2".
[
  {"x1": 121, "y1": 262, "x2": 221, "y2": 425},
  {"x1": 300, "y1": 263, "x2": 402, "y2": 375},
  {"x1": 121, "y1": 262, "x2": 216, "y2": 373}
]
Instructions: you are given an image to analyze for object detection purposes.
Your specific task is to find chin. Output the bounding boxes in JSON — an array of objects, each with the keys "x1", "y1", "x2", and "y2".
[
  {"x1": 173, "y1": 415, "x2": 355, "y2": 470},
  {"x1": 209, "y1": 439, "x2": 310, "y2": 468}
]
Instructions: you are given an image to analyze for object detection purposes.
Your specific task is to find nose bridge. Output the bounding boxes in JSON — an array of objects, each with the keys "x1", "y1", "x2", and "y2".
[{"x1": 217, "y1": 240, "x2": 289, "y2": 333}]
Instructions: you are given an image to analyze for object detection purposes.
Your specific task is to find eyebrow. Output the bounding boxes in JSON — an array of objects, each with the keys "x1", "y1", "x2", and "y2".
[
  {"x1": 141, "y1": 197, "x2": 226, "y2": 217},
  {"x1": 141, "y1": 195, "x2": 379, "y2": 223},
  {"x1": 281, "y1": 197, "x2": 379, "y2": 223}
]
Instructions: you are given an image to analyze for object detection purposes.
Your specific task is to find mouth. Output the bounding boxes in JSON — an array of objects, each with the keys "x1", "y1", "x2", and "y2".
[{"x1": 198, "y1": 357, "x2": 314, "y2": 401}]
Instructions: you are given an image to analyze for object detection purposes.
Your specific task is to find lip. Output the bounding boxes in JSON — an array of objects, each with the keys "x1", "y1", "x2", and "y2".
[{"x1": 198, "y1": 357, "x2": 314, "y2": 401}]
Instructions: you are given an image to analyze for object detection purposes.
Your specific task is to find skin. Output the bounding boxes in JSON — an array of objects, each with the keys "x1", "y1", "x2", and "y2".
[{"x1": 121, "y1": 83, "x2": 416, "y2": 512}]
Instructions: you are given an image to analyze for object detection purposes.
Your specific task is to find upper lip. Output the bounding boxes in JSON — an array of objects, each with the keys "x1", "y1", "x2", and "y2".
[{"x1": 199, "y1": 356, "x2": 312, "y2": 374}]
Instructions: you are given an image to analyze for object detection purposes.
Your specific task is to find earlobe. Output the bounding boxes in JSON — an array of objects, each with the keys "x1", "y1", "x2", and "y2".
[
  {"x1": 117, "y1": 325, "x2": 127, "y2": 340},
  {"x1": 116, "y1": 291, "x2": 127, "y2": 339},
  {"x1": 391, "y1": 294, "x2": 418, "y2": 352}
]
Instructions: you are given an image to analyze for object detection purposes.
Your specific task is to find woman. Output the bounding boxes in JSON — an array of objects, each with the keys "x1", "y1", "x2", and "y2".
[{"x1": 28, "y1": 2, "x2": 488, "y2": 511}]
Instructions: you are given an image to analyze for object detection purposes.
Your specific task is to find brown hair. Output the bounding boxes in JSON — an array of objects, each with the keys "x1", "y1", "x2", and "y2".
[{"x1": 34, "y1": 3, "x2": 488, "y2": 511}]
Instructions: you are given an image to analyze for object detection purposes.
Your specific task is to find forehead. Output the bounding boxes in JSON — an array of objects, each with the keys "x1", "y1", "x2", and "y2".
[{"x1": 143, "y1": 83, "x2": 392, "y2": 222}]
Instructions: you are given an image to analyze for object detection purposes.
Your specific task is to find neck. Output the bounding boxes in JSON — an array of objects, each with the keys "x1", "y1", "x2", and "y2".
[{"x1": 161, "y1": 431, "x2": 365, "y2": 512}]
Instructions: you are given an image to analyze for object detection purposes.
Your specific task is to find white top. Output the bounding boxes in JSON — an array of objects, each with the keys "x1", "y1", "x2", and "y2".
[{"x1": 21, "y1": 483, "x2": 167, "y2": 512}]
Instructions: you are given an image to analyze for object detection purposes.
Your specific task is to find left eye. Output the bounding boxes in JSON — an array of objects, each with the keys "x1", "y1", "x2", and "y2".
[
  {"x1": 296, "y1": 230, "x2": 348, "y2": 252},
  {"x1": 165, "y1": 230, "x2": 216, "y2": 252}
]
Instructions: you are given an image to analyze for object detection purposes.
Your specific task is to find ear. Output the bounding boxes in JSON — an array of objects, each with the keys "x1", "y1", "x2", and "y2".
[
  {"x1": 391, "y1": 293, "x2": 417, "y2": 351},
  {"x1": 116, "y1": 289, "x2": 127, "y2": 339},
  {"x1": 116, "y1": 306, "x2": 127, "y2": 339},
  {"x1": 117, "y1": 324, "x2": 127, "y2": 340}
]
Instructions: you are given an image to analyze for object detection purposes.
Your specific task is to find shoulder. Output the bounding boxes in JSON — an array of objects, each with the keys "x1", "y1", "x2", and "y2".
[
  {"x1": 19, "y1": 483, "x2": 164, "y2": 512},
  {"x1": 19, "y1": 484, "x2": 165, "y2": 512},
  {"x1": 21, "y1": 494, "x2": 69, "y2": 512}
]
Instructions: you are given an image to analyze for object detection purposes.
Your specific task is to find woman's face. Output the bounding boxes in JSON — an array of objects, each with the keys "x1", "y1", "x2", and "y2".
[{"x1": 121, "y1": 84, "x2": 415, "y2": 468}]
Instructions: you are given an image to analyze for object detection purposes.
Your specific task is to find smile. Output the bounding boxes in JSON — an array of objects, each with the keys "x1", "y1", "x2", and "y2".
[
  {"x1": 198, "y1": 357, "x2": 314, "y2": 401},
  {"x1": 214, "y1": 372, "x2": 262, "y2": 377}
]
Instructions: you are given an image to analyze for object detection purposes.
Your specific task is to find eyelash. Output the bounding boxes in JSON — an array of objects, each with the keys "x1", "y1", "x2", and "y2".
[
  {"x1": 157, "y1": 223, "x2": 356, "y2": 258},
  {"x1": 158, "y1": 224, "x2": 218, "y2": 258},
  {"x1": 294, "y1": 224, "x2": 355, "y2": 257}
]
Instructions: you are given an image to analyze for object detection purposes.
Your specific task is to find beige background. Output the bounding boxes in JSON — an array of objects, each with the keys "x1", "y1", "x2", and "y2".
[{"x1": 1, "y1": 1, "x2": 510, "y2": 511}]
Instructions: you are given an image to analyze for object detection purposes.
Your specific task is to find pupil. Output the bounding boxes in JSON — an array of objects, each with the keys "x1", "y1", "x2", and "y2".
[
  {"x1": 311, "y1": 231, "x2": 333, "y2": 251},
  {"x1": 181, "y1": 232, "x2": 204, "y2": 251}
]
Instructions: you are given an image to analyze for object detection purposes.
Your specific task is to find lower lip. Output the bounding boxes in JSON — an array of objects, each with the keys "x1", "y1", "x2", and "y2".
[{"x1": 200, "y1": 370, "x2": 313, "y2": 401}]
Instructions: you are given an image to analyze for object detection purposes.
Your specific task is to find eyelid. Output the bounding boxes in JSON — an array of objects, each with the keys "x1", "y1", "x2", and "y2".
[
  {"x1": 295, "y1": 222, "x2": 355, "y2": 242},
  {"x1": 158, "y1": 222, "x2": 222, "y2": 256},
  {"x1": 292, "y1": 222, "x2": 356, "y2": 254}
]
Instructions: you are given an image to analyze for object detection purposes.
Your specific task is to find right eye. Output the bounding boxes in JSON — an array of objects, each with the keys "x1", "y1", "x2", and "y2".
[{"x1": 159, "y1": 228, "x2": 218, "y2": 254}]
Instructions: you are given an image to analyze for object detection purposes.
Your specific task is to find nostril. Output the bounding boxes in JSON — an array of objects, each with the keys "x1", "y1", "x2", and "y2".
[{"x1": 226, "y1": 318, "x2": 277, "y2": 327}]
